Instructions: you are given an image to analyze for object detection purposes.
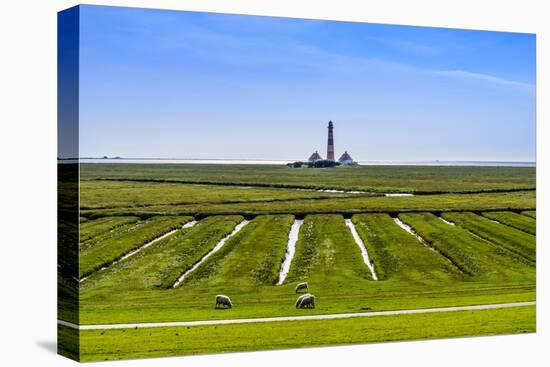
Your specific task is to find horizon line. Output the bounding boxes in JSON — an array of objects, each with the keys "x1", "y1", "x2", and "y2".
[{"x1": 58, "y1": 157, "x2": 536, "y2": 164}]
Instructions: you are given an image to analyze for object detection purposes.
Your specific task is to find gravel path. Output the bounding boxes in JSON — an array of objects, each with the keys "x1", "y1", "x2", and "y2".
[{"x1": 58, "y1": 301, "x2": 535, "y2": 330}]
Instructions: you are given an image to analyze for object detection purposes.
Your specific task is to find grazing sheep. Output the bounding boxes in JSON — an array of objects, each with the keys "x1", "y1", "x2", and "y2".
[
  {"x1": 295, "y1": 282, "x2": 309, "y2": 293},
  {"x1": 215, "y1": 295, "x2": 232, "y2": 309},
  {"x1": 296, "y1": 294, "x2": 315, "y2": 309},
  {"x1": 295, "y1": 293, "x2": 310, "y2": 308}
]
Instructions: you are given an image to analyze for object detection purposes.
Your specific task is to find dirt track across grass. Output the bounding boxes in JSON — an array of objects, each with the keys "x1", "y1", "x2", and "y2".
[{"x1": 59, "y1": 301, "x2": 535, "y2": 330}]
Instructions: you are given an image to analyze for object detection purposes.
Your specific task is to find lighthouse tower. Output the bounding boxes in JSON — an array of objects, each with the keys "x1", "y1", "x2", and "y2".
[{"x1": 327, "y1": 120, "x2": 335, "y2": 161}]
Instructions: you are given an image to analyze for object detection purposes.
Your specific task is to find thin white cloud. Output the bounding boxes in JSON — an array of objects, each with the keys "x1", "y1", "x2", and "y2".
[
  {"x1": 284, "y1": 42, "x2": 535, "y2": 92},
  {"x1": 428, "y1": 69, "x2": 535, "y2": 90}
]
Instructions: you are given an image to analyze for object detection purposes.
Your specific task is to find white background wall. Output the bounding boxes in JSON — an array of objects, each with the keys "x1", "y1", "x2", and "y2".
[{"x1": 0, "y1": 1, "x2": 547, "y2": 366}]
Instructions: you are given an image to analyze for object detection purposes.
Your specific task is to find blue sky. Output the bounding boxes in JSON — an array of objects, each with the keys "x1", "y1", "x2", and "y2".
[{"x1": 78, "y1": 5, "x2": 536, "y2": 161}]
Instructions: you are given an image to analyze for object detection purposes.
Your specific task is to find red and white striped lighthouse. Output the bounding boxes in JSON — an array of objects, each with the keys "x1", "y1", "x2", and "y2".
[{"x1": 327, "y1": 120, "x2": 335, "y2": 161}]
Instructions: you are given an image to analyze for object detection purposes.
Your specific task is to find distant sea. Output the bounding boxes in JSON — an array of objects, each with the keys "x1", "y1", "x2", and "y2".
[{"x1": 60, "y1": 158, "x2": 536, "y2": 167}]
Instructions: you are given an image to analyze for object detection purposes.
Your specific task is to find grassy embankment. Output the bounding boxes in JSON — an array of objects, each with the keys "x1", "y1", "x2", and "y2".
[
  {"x1": 285, "y1": 214, "x2": 373, "y2": 284},
  {"x1": 351, "y1": 213, "x2": 462, "y2": 281},
  {"x1": 400, "y1": 212, "x2": 535, "y2": 276},
  {"x1": 481, "y1": 211, "x2": 536, "y2": 235},
  {"x1": 81, "y1": 216, "x2": 243, "y2": 289},
  {"x1": 441, "y1": 212, "x2": 536, "y2": 263},
  {"x1": 80, "y1": 217, "x2": 139, "y2": 246},
  {"x1": 80, "y1": 216, "x2": 192, "y2": 278},
  {"x1": 181, "y1": 215, "x2": 294, "y2": 288}
]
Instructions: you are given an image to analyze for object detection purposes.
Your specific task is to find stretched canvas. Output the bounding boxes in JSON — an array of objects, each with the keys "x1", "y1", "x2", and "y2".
[{"x1": 58, "y1": 4, "x2": 536, "y2": 362}]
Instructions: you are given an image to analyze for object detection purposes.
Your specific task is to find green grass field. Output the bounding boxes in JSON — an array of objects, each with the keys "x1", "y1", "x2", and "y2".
[
  {"x1": 80, "y1": 216, "x2": 193, "y2": 277},
  {"x1": 79, "y1": 216, "x2": 140, "y2": 242},
  {"x1": 285, "y1": 214, "x2": 373, "y2": 283},
  {"x1": 58, "y1": 164, "x2": 537, "y2": 361},
  {"x1": 481, "y1": 211, "x2": 537, "y2": 235},
  {"x1": 441, "y1": 212, "x2": 536, "y2": 263},
  {"x1": 65, "y1": 305, "x2": 535, "y2": 361},
  {"x1": 351, "y1": 213, "x2": 461, "y2": 281},
  {"x1": 182, "y1": 215, "x2": 294, "y2": 288},
  {"x1": 80, "y1": 189, "x2": 535, "y2": 217},
  {"x1": 400, "y1": 212, "x2": 534, "y2": 276},
  {"x1": 80, "y1": 163, "x2": 535, "y2": 193}
]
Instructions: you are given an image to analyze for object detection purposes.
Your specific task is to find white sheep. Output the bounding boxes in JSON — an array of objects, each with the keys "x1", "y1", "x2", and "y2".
[
  {"x1": 296, "y1": 293, "x2": 315, "y2": 309},
  {"x1": 295, "y1": 282, "x2": 309, "y2": 293},
  {"x1": 215, "y1": 294, "x2": 232, "y2": 309},
  {"x1": 295, "y1": 293, "x2": 310, "y2": 308}
]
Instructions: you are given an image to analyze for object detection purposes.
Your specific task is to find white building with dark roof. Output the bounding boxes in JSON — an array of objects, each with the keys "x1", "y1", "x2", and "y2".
[{"x1": 338, "y1": 151, "x2": 355, "y2": 165}]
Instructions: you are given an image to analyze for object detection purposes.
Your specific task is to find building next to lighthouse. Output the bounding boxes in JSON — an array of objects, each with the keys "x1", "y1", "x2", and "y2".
[
  {"x1": 338, "y1": 151, "x2": 356, "y2": 165},
  {"x1": 308, "y1": 151, "x2": 323, "y2": 163}
]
